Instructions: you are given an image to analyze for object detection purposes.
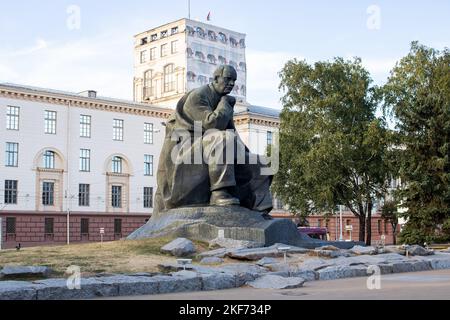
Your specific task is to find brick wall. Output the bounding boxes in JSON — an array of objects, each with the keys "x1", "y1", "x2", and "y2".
[{"x1": 0, "y1": 211, "x2": 149, "y2": 249}]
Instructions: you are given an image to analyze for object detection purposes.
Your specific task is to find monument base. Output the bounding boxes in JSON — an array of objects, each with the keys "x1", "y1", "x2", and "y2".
[{"x1": 127, "y1": 206, "x2": 361, "y2": 249}]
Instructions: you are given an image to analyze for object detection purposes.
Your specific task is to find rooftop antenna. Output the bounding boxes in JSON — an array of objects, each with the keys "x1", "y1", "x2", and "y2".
[{"x1": 188, "y1": 0, "x2": 191, "y2": 19}]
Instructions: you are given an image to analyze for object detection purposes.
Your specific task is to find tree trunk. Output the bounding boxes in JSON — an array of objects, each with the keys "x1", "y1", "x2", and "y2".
[
  {"x1": 366, "y1": 199, "x2": 373, "y2": 246},
  {"x1": 392, "y1": 223, "x2": 398, "y2": 245},
  {"x1": 358, "y1": 214, "x2": 366, "y2": 242}
]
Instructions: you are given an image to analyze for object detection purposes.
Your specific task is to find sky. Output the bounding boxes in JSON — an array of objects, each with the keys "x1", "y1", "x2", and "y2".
[{"x1": 0, "y1": 0, "x2": 449, "y2": 109}]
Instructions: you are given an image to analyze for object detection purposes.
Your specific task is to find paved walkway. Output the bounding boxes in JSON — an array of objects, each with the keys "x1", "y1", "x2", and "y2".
[{"x1": 106, "y1": 269, "x2": 450, "y2": 300}]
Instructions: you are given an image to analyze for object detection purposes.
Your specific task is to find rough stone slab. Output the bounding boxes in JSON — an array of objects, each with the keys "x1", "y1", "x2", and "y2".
[
  {"x1": 161, "y1": 238, "x2": 196, "y2": 257},
  {"x1": 0, "y1": 281, "x2": 40, "y2": 300},
  {"x1": 406, "y1": 245, "x2": 434, "y2": 256},
  {"x1": 227, "y1": 244, "x2": 308, "y2": 261},
  {"x1": 34, "y1": 278, "x2": 118, "y2": 300},
  {"x1": 0, "y1": 266, "x2": 53, "y2": 279},
  {"x1": 200, "y1": 273, "x2": 237, "y2": 291},
  {"x1": 350, "y1": 245, "x2": 377, "y2": 255},
  {"x1": 158, "y1": 263, "x2": 194, "y2": 272},
  {"x1": 217, "y1": 264, "x2": 268, "y2": 287},
  {"x1": 316, "y1": 245, "x2": 340, "y2": 251},
  {"x1": 200, "y1": 257, "x2": 224, "y2": 265},
  {"x1": 298, "y1": 259, "x2": 335, "y2": 271},
  {"x1": 96, "y1": 275, "x2": 159, "y2": 296},
  {"x1": 247, "y1": 275, "x2": 305, "y2": 289},
  {"x1": 290, "y1": 269, "x2": 318, "y2": 281},
  {"x1": 256, "y1": 257, "x2": 279, "y2": 266},
  {"x1": 154, "y1": 273, "x2": 202, "y2": 294},
  {"x1": 198, "y1": 248, "x2": 231, "y2": 258},
  {"x1": 318, "y1": 265, "x2": 368, "y2": 281},
  {"x1": 209, "y1": 238, "x2": 263, "y2": 249}
]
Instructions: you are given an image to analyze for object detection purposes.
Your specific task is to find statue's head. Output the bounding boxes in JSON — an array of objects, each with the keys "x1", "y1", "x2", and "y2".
[{"x1": 212, "y1": 65, "x2": 237, "y2": 96}]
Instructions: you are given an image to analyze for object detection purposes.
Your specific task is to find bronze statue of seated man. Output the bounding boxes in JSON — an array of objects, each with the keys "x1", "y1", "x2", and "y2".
[{"x1": 153, "y1": 65, "x2": 273, "y2": 219}]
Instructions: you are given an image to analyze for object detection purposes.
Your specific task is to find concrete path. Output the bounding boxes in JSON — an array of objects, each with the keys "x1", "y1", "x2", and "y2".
[{"x1": 105, "y1": 269, "x2": 450, "y2": 300}]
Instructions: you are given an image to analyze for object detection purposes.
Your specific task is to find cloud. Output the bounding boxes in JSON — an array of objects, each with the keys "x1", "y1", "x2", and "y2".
[{"x1": 246, "y1": 50, "x2": 300, "y2": 109}]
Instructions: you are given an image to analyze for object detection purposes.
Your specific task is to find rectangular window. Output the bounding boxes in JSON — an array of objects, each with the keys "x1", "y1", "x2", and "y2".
[
  {"x1": 143, "y1": 187, "x2": 153, "y2": 208},
  {"x1": 267, "y1": 131, "x2": 273, "y2": 146},
  {"x1": 42, "y1": 182, "x2": 55, "y2": 206},
  {"x1": 150, "y1": 47, "x2": 156, "y2": 60},
  {"x1": 6, "y1": 217, "x2": 16, "y2": 234},
  {"x1": 45, "y1": 218, "x2": 54, "y2": 234},
  {"x1": 171, "y1": 40, "x2": 178, "y2": 54},
  {"x1": 114, "y1": 219, "x2": 122, "y2": 235},
  {"x1": 79, "y1": 149, "x2": 91, "y2": 172},
  {"x1": 4, "y1": 180, "x2": 18, "y2": 204},
  {"x1": 378, "y1": 220, "x2": 382, "y2": 234},
  {"x1": 5, "y1": 142, "x2": 18, "y2": 167},
  {"x1": 112, "y1": 185, "x2": 122, "y2": 208},
  {"x1": 140, "y1": 50, "x2": 147, "y2": 63},
  {"x1": 78, "y1": 184, "x2": 90, "y2": 207},
  {"x1": 144, "y1": 155, "x2": 153, "y2": 176},
  {"x1": 161, "y1": 44, "x2": 168, "y2": 57},
  {"x1": 144, "y1": 123, "x2": 154, "y2": 144},
  {"x1": 384, "y1": 221, "x2": 389, "y2": 235},
  {"x1": 150, "y1": 34, "x2": 157, "y2": 42},
  {"x1": 113, "y1": 119, "x2": 124, "y2": 141},
  {"x1": 44, "y1": 110, "x2": 57, "y2": 134},
  {"x1": 171, "y1": 26, "x2": 179, "y2": 35},
  {"x1": 80, "y1": 115, "x2": 91, "y2": 138},
  {"x1": 6, "y1": 106, "x2": 20, "y2": 130},
  {"x1": 161, "y1": 30, "x2": 168, "y2": 38},
  {"x1": 43, "y1": 151, "x2": 55, "y2": 169},
  {"x1": 112, "y1": 157, "x2": 122, "y2": 174},
  {"x1": 81, "y1": 218, "x2": 89, "y2": 235}
]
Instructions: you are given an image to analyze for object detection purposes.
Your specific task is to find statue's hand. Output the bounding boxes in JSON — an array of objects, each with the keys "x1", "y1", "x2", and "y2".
[{"x1": 222, "y1": 95, "x2": 236, "y2": 108}]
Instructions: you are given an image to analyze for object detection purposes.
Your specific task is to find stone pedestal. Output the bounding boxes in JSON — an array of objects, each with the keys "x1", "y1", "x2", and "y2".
[{"x1": 127, "y1": 206, "x2": 360, "y2": 249}]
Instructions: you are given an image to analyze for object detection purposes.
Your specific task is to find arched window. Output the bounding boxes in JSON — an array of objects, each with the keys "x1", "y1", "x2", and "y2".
[
  {"x1": 230, "y1": 37, "x2": 238, "y2": 48},
  {"x1": 240, "y1": 85, "x2": 247, "y2": 96},
  {"x1": 143, "y1": 70, "x2": 153, "y2": 99},
  {"x1": 187, "y1": 71, "x2": 196, "y2": 82},
  {"x1": 208, "y1": 30, "x2": 217, "y2": 41},
  {"x1": 43, "y1": 150, "x2": 55, "y2": 169},
  {"x1": 218, "y1": 32, "x2": 227, "y2": 44},
  {"x1": 218, "y1": 56, "x2": 227, "y2": 65},
  {"x1": 195, "y1": 51, "x2": 205, "y2": 62},
  {"x1": 186, "y1": 47, "x2": 194, "y2": 58},
  {"x1": 196, "y1": 27, "x2": 206, "y2": 38},
  {"x1": 207, "y1": 54, "x2": 216, "y2": 64},
  {"x1": 186, "y1": 26, "x2": 195, "y2": 36},
  {"x1": 239, "y1": 39, "x2": 246, "y2": 48},
  {"x1": 112, "y1": 156, "x2": 123, "y2": 174},
  {"x1": 163, "y1": 64, "x2": 175, "y2": 92},
  {"x1": 239, "y1": 62, "x2": 247, "y2": 72},
  {"x1": 197, "y1": 75, "x2": 208, "y2": 85}
]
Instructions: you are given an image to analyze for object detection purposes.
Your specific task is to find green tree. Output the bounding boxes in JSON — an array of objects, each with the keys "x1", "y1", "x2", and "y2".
[
  {"x1": 381, "y1": 199, "x2": 400, "y2": 245},
  {"x1": 273, "y1": 57, "x2": 392, "y2": 244},
  {"x1": 383, "y1": 42, "x2": 450, "y2": 244}
]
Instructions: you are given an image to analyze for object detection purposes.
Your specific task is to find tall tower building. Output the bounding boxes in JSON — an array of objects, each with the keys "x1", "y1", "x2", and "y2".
[{"x1": 133, "y1": 18, "x2": 248, "y2": 109}]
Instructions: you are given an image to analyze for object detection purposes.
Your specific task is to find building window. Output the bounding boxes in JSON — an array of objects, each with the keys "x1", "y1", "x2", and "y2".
[
  {"x1": 378, "y1": 220, "x2": 382, "y2": 234},
  {"x1": 171, "y1": 26, "x2": 179, "y2": 35},
  {"x1": 150, "y1": 47, "x2": 156, "y2": 60},
  {"x1": 161, "y1": 30, "x2": 168, "y2": 38},
  {"x1": 384, "y1": 221, "x2": 389, "y2": 235},
  {"x1": 144, "y1": 155, "x2": 153, "y2": 176},
  {"x1": 140, "y1": 50, "x2": 147, "y2": 64},
  {"x1": 187, "y1": 47, "x2": 194, "y2": 58},
  {"x1": 80, "y1": 115, "x2": 91, "y2": 138},
  {"x1": 4, "y1": 180, "x2": 18, "y2": 204},
  {"x1": 143, "y1": 70, "x2": 153, "y2": 99},
  {"x1": 317, "y1": 219, "x2": 323, "y2": 227},
  {"x1": 171, "y1": 40, "x2": 178, "y2": 54},
  {"x1": 144, "y1": 123, "x2": 154, "y2": 144},
  {"x1": 218, "y1": 56, "x2": 227, "y2": 65},
  {"x1": 186, "y1": 26, "x2": 195, "y2": 36},
  {"x1": 208, "y1": 30, "x2": 217, "y2": 41},
  {"x1": 113, "y1": 119, "x2": 124, "y2": 141},
  {"x1": 140, "y1": 37, "x2": 148, "y2": 45},
  {"x1": 150, "y1": 34, "x2": 157, "y2": 42},
  {"x1": 187, "y1": 71, "x2": 196, "y2": 82},
  {"x1": 5, "y1": 142, "x2": 18, "y2": 167},
  {"x1": 161, "y1": 44, "x2": 168, "y2": 57},
  {"x1": 79, "y1": 149, "x2": 90, "y2": 172},
  {"x1": 163, "y1": 64, "x2": 175, "y2": 92},
  {"x1": 239, "y1": 39, "x2": 246, "y2": 48},
  {"x1": 241, "y1": 85, "x2": 247, "y2": 96},
  {"x1": 6, "y1": 217, "x2": 16, "y2": 234},
  {"x1": 79, "y1": 184, "x2": 90, "y2": 207},
  {"x1": 45, "y1": 218, "x2": 54, "y2": 235},
  {"x1": 114, "y1": 219, "x2": 122, "y2": 235},
  {"x1": 218, "y1": 32, "x2": 227, "y2": 43},
  {"x1": 196, "y1": 27, "x2": 206, "y2": 38},
  {"x1": 111, "y1": 156, "x2": 123, "y2": 174},
  {"x1": 111, "y1": 185, "x2": 122, "y2": 208},
  {"x1": 81, "y1": 218, "x2": 89, "y2": 235},
  {"x1": 42, "y1": 182, "x2": 55, "y2": 206},
  {"x1": 143, "y1": 187, "x2": 153, "y2": 208},
  {"x1": 267, "y1": 131, "x2": 273, "y2": 146},
  {"x1": 230, "y1": 37, "x2": 238, "y2": 48},
  {"x1": 6, "y1": 106, "x2": 20, "y2": 130},
  {"x1": 207, "y1": 54, "x2": 217, "y2": 64},
  {"x1": 195, "y1": 51, "x2": 205, "y2": 62},
  {"x1": 44, "y1": 110, "x2": 57, "y2": 134},
  {"x1": 43, "y1": 150, "x2": 55, "y2": 169},
  {"x1": 239, "y1": 62, "x2": 247, "y2": 72}
]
